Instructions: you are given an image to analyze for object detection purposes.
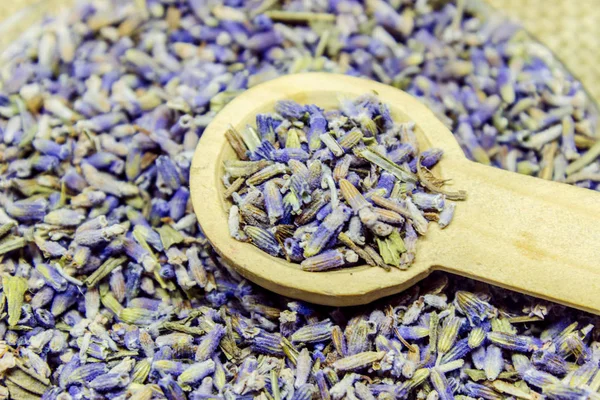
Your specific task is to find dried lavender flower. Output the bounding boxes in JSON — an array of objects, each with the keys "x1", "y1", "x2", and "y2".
[
  {"x1": 225, "y1": 96, "x2": 465, "y2": 270},
  {"x1": 0, "y1": 0, "x2": 595, "y2": 398}
]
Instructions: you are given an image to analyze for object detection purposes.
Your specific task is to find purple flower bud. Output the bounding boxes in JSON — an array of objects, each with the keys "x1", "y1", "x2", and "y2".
[
  {"x1": 316, "y1": 203, "x2": 332, "y2": 221},
  {"x1": 440, "y1": 338, "x2": 472, "y2": 364},
  {"x1": 66, "y1": 363, "x2": 107, "y2": 385},
  {"x1": 159, "y1": 264, "x2": 175, "y2": 279},
  {"x1": 303, "y1": 205, "x2": 352, "y2": 258},
  {"x1": 292, "y1": 384, "x2": 315, "y2": 400},
  {"x1": 36, "y1": 263, "x2": 68, "y2": 292},
  {"x1": 159, "y1": 375, "x2": 186, "y2": 400},
  {"x1": 87, "y1": 112, "x2": 128, "y2": 131},
  {"x1": 247, "y1": 30, "x2": 283, "y2": 52},
  {"x1": 306, "y1": 105, "x2": 327, "y2": 150},
  {"x1": 8, "y1": 159, "x2": 32, "y2": 178},
  {"x1": 290, "y1": 172, "x2": 311, "y2": 204},
  {"x1": 4, "y1": 64, "x2": 34, "y2": 93},
  {"x1": 419, "y1": 148, "x2": 444, "y2": 168},
  {"x1": 85, "y1": 152, "x2": 124, "y2": 174},
  {"x1": 283, "y1": 238, "x2": 304, "y2": 262},
  {"x1": 252, "y1": 14, "x2": 272, "y2": 31},
  {"x1": 276, "y1": 100, "x2": 306, "y2": 120},
  {"x1": 251, "y1": 330, "x2": 284, "y2": 356},
  {"x1": 5, "y1": 197, "x2": 47, "y2": 221},
  {"x1": 469, "y1": 95, "x2": 501, "y2": 128},
  {"x1": 124, "y1": 262, "x2": 143, "y2": 303},
  {"x1": 487, "y1": 331, "x2": 542, "y2": 352},
  {"x1": 243, "y1": 226, "x2": 280, "y2": 257},
  {"x1": 149, "y1": 198, "x2": 171, "y2": 226},
  {"x1": 261, "y1": 182, "x2": 283, "y2": 224},
  {"x1": 51, "y1": 284, "x2": 80, "y2": 316},
  {"x1": 256, "y1": 114, "x2": 279, "y2": 143},
  {"x1": 221, "y1": 21, "x2": 249, "y2": 44},
  {"x1": 271, "y1": 148, "x2": 310, "y2": 163},
  {"x1": 532, "y1": 350, "x2": 568, "y2": 376},
  {"x1": 156, "y1": 155, "x2": 181, "y2": 195},
  {"x1": 31, "y1": 286, "x2": 55, "y2": 309},
  {"x1": 31, "y1": 155, "x2": 59, "y2": 172},
  {"x1": 153, "y1": 360, "x2": 185, "y2": 376},
  {"x1": 169, "y1": 187, "x2": 190, "y2": 222},
  {"x1": 33, "y1": 139, "x2": 69, "y2": 160},
  {"x1": 196, "y1": 324, "x2": 226, "y2": 362},
  {"x1": 123, "y1": 238, "x2": 153, "y2": 269},
  {"x1": 463, "y1": 382, "x2": 502, "y2": 399},
  {"x1": 375, "y1": 172, "x2": 396, "y2": 196},
  {"x1": 411, "y1": 192, "x2": 445, "y2": 211},
  {"x1": 89, "y1": 372, "x2": 129, "y2": 391},
  {"x1": 251, "y1": 139, "x2": 277, "y2": 160},
  {"x1": 124, "y1": 329, "x2": 140, "y2": 351},
  {"x1": 387, "y1": 143, "x2": 415, "y2": 164},
  {"x1": 346, "y1": 171, "x2": 361, "y2": 187}
]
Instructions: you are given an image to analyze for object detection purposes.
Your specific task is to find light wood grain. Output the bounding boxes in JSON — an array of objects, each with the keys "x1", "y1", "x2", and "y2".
[{"x1": 190, "y1": 73, "x2": 600, "y2": 312}]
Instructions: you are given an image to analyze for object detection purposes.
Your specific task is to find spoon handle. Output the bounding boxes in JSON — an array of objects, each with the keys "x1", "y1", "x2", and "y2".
[{"x1": 436, "y1": 158, "x2": 600, "y2": 314}]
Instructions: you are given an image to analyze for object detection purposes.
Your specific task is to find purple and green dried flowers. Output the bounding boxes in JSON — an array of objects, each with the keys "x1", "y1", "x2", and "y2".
[
  {"x1": 224, "y1": 95, "x2": 466, "y2": 271},
  {"x1": 0, "y1": 0, "x2": 595, "y2": 398}
]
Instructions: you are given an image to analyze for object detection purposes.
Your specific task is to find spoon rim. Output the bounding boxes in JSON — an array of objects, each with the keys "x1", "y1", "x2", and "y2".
[{"x1": 190, "y1": 72, "x2": 465, "y2": 306}]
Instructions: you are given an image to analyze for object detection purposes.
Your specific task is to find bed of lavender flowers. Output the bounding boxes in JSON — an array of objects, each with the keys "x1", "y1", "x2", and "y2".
[{"x1": 0, "y1": 0, "x2": 598, "y2": 399}]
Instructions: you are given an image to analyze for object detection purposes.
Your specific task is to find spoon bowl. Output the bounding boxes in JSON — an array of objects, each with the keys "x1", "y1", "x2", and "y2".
[{"x1": 190, "y1": 73, "x2": 600, "y2": 312}]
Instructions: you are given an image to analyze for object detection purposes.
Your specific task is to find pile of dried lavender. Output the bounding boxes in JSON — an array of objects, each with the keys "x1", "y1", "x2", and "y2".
[
  {"x1": 0, "y1": 0, "x2": 596, "y2": 398},
  {"x1": 225, "y1": 95, "x2": 466, "y2": 271}
]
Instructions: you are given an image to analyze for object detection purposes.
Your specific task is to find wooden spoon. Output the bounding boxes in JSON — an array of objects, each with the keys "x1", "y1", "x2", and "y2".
[{"x1": 190, "y1": 73, "x2": 600, "y2": 313}]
